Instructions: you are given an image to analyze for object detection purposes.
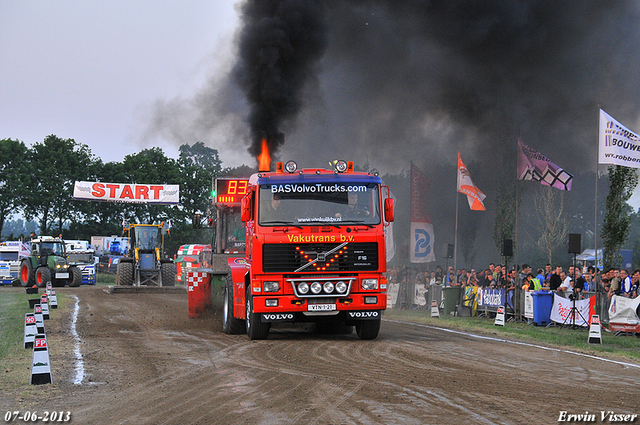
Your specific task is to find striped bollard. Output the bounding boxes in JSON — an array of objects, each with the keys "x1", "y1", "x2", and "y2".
[
  {"x1": 30, "y1": 334, "x2": 53, "y2": 385},
  {"x1": 24, "y1": 313, "x2": 37, "y2": 349}
]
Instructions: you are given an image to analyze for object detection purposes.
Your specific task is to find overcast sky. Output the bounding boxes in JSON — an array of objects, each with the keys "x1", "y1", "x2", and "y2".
[
  {"x1": 3, "y1": 1, "x2": 640, "y2": 209},
  {"x1": 0, "y1": 0, "x2": 247, "y2": 166}
]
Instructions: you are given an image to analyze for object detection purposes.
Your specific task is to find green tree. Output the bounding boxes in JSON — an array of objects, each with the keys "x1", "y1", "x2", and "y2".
[
  {"x1": 602, "y1": 165, "x2": 638, "y2": 269},
  {"x1": 120, "y1": 147, "x2": 180, "y2": 225},
  {"x1": 0, "y1": 139, "x2": 30, "y2": 238},
  {"x1": 178, "y1": 142, "x2": 223, "y2": 220},
  {"x1": 534, "y1": 185, "x2": 569, "y2": 265},
  {"x1": 24, "y1": 135, "x2": 98, "y2": 235}
]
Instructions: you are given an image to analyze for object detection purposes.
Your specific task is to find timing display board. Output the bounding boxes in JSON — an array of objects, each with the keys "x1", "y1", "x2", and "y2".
[{"x1": 215, "y1": 178, "x2": 249, "y2": 206}]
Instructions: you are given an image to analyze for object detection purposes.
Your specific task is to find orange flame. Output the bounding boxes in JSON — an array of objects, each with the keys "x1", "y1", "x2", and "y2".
[{"x1": 257, "y1": 138, "x2": 271, "y2": 172}]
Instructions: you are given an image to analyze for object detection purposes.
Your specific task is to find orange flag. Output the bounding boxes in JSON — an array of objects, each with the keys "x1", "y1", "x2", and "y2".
[{"x1": 457, "y1": 152, "x2": 486, "y2": 211}]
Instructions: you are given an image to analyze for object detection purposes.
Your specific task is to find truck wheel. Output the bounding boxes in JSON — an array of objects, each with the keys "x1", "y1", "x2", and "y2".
[
  {"x1": 116, "y1": 262, "x2": 134, "y2": 286},
  {"x1": 246, "y1": 292, "x2": 270, "y2": 340},
  {"x1": 223, "y1": 275, "x2": 244, "y2": 334},
  {"x1": 355, "y1": 319, "x2": 381, "y2": 340},
  {"x1": 20, "y1": 260, "x2": 35, "y2": 287},
  {"x1": 36, "y1": 267, "x2": 51, "y2": 288},
  {"x1": 68, "y1": 267, "x2": 82, "y2": 287},
  {"x1": 160, "y1": 262, "x2": 175, "y2": 287}
]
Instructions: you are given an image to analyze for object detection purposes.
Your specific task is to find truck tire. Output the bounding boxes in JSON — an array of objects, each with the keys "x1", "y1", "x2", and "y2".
[
  {"x1": 160, "y1": 262, "x2": 175, "y2": 287},
  {"x1": 223, "y1": 275, "x2": 244, "y2": 334},
  {"x1": 68, "y1": 266, "x2": 82, "y2": 287},
  {"x1": 355, "y1": 319, "x2": 381, "y2": 340},
  {"x1": 246, "y1": 292, "x2": 270, "y2": 340},
  {"x1": 20, "y1": 260, "x2": 35, "y2": 287},
  {"x1": 36, "y1": 267, "x2": 51, "y2": 288},
  {"x1": 116, "y1": 262, "x2": 134, "y2": 286}
]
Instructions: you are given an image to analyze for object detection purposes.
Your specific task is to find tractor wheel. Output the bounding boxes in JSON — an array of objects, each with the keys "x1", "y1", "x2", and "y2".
[
  {"x1": 20, "y1": 260, "x2": 35, "y2": 287},
  {"x1": 223, "y1": 274, "x2": 244, "y2": 334},
  {"x1": 68, "y1": 266, "x2": 82, "y2": 287},
  {"x1": 116, "y1": 262, "x2": 134, "y2": 286},
  {"x1": 160, "y1": 262, "x2": 175, "y2": 287},
  {"x1": 36, "y1": 267, "x2": 51, "y2": 288},
  {"x1": 246, "y1": 291, "x2": 270, "y2": 340},
  {"x1": 355, "y1": 318, "x2": 381, "y2": 340}
]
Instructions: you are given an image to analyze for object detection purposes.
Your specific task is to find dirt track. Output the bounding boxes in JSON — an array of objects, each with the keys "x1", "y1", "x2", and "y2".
[{"x1": 3, "y1": 286, "x2": 640, "y2": 424}]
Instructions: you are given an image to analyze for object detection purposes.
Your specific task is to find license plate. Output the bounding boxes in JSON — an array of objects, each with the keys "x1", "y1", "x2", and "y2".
[
  {"x1": 308, "y1": 303, "x2": 336, "y2": 312},
  {"x1": 55, "y1": 273, "x2": 69, "y2": 279}
]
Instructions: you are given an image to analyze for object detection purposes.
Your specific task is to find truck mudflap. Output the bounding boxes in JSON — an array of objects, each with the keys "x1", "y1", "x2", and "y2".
[{"x1": 260, "y1": 310, "x2": 382, "y2": 323}]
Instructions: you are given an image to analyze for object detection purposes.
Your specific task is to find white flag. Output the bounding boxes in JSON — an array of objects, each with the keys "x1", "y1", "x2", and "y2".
[{"x1": 599, "y1": 109, "x2": 640, "y2": 169}]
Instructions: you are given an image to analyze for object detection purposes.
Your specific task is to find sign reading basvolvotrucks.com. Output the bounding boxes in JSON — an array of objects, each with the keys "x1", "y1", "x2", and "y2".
[{"x1": 73, "y1": 181, "x2": 179, "y2": 205}]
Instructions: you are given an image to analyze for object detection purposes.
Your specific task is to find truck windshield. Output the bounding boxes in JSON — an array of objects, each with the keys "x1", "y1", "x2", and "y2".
[
  {"x1": 258, "y1": 183, "x2": 380, "y2": 226},
  {"x1": 41, "y1": 242, "x2": 64, "y2": 256},
  {"x1": 68, "y1": 253, "x2": 94, "y2": 264},
  {"x1": 0, "y1": 252, "x2": 19, "y2": 261},
  {"x1": 135, "y1": 227, "x2": 159, "y2": 250}
]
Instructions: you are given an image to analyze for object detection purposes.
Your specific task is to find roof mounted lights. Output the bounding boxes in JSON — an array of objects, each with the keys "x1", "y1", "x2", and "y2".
[
  {"x1": 284, "y1": 160, "x2": 298, "y2": 173},
  {"x1": 335, "y1": 160, "x2": 348, "y2": 173}
]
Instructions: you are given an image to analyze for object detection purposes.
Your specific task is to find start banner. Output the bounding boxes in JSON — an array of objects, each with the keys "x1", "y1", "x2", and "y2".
[{"x1": 73, "y1": 181, "x2": 179, "y2": 205}]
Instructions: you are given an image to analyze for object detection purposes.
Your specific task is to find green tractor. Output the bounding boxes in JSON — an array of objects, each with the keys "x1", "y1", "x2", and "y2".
[
  {"x1": 116, "y1": 223, "x2": 175, "y2": 287},
  {"x1": 20, "y1": 236, "x2": 82, "y2": 288}
]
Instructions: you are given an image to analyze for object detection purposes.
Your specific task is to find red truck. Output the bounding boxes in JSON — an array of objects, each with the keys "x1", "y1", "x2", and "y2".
[{"x1": 221, "y1": 160, "x2": 394, "y2": 340}]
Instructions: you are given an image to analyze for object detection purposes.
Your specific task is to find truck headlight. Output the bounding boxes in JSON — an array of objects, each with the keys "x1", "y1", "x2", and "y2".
[
  {"x1": 310, "y1": 281, "x2": 322, "y2": 294},
  {"x1": 298, "y1": 282, "x2": 309, "y2": 294},
  {"x1": 263, "y1": 281, "x2": 280, "y2": 292},
  {"x1": 335, "y1": 281, "x2": 348, "y2": 294},
  {"x1": 362, "y1": 279, "x2": 379, "y2": 290},
  {"x1": 323, "y1": 281, "x2": 335, "y2": 293}
]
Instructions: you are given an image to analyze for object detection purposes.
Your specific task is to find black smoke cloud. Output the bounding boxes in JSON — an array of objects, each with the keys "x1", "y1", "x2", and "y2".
[
  {"x1": 144, "y1": 0, "x2": 640, "y2": 177},
  {"x1": 233, "y1": 0, "x2": 327, "y2": 158}
]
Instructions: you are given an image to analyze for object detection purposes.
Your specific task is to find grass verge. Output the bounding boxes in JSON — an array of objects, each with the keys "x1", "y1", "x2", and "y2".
[
  {"x1": 384, "y1": 308, "x2": 640, "y2": 362},
  {"x1": 0, "y1": 289, "x2": 68, "y2": 396}
]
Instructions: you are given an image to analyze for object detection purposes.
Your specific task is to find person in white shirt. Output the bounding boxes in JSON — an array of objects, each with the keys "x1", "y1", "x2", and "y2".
[{"x1": 559, "y1": 271, "x2": 573, "y2": 292}]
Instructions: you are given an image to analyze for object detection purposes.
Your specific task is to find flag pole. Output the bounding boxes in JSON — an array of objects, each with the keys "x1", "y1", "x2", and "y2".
[
  {"x1": 453, "y1": 153, "x2": 460, "y2": 283},
  {"x1": 595, "y1": 108, "x2": 600, "y2": 290}
]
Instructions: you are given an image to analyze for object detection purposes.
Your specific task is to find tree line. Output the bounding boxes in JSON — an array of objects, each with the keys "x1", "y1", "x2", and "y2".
[
  {"x1": 1, "y1": 135, "x2": 638, "y2": 268},
  {"x1": 0, "y1": 135, "x2": 253, "y2": 255}
]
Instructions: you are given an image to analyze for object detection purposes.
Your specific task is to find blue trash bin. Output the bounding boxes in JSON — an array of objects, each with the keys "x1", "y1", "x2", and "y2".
[{"x1": 531, "y1": 290, "x2": 553, "y2": 326}]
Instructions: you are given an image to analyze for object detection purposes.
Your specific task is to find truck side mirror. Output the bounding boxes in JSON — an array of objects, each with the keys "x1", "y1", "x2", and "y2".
[
  {"x1": 241, "y1": 195, "x2": 253, "y2": 222},
  {"x1": 384, "y1": 198, "x2": 395, "y2": 222}
]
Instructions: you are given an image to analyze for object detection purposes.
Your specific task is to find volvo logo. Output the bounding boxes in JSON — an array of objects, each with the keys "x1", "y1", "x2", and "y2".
[
  {"x1": 348, "y1": 311, "x2": 379, "y2": 319},
  {"x1": 263, "y1": 313, "x2": 294, "y2": 321},
  {"x1": 317, "y1": 253, "x2": 326, "y2": 262}
]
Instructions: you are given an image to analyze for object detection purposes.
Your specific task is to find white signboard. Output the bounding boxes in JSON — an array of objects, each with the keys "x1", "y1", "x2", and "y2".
[{"x1": 74, "y1": 181, "x2": 179, "y2": 205}]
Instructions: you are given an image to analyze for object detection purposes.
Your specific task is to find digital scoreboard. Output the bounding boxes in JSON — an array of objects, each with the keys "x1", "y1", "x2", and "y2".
[{"x1": 214, "y1": 178, "x2": 249, "y2": 206}]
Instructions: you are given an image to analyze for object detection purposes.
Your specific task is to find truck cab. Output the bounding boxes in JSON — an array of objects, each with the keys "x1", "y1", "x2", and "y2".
[{"x1": 223, "y1": 160, "x2": 394, "y2": 340}]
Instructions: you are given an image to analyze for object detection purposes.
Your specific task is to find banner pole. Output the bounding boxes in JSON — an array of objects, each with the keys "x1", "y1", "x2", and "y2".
[
  {"x1": 595, "y1": 108, "x2": 600, "y2": 304},
  {"x1": 453, "y1": 160, "x2": 459, "y2": 284}
]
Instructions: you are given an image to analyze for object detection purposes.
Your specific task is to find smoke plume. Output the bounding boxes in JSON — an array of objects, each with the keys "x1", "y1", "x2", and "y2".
[{"x1": 233, "y1": 0, "x2": 327, "y2": 158}]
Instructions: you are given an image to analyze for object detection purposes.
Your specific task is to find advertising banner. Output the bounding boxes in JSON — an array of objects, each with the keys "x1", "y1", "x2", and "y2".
[
  {"x1": 73, "y1": 181, "x2": 179, "y2": 205},
  {"x1": 410, "y1": 164, "x2": 435, "y2": 262},
  {"x1": 517, "y1": 138, "x2": 573, "y2": 190},
  {"x1": 550, "y1": 293, "x2": 596, "y2": 327},
  {"x1": 599, "y1": 109, "x2": 640, "y2": 169},
  {"x1": 457, "y1": 153, "x2": 486, "y2": 210},
  {"x1": 477, "y1": 288, "x2": 505, "y2": 307},
  {"x1": 608, "y1": 295, "x2": 640, "y2": 332}
]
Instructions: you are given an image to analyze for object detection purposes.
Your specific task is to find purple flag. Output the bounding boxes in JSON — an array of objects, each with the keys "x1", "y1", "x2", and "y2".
[{"x1": 517, "y1": 139, "x2": 573, "y2": 191}]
